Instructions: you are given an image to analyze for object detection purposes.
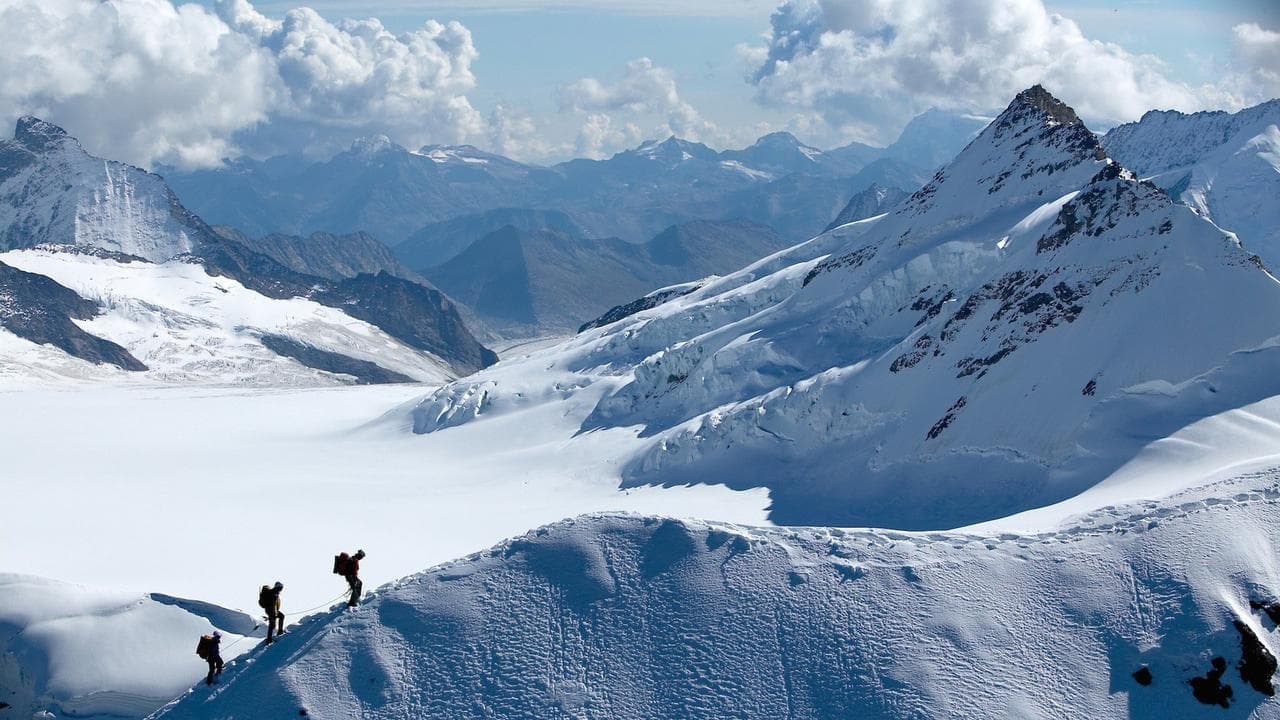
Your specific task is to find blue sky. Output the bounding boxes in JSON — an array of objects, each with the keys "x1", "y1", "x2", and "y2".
[
  {"x1": 5, "y1": 0, "x2": 1277, "y2": 166},
  {"x1": 223, "y1": 0, "x2": 1280, "y2": 155}
]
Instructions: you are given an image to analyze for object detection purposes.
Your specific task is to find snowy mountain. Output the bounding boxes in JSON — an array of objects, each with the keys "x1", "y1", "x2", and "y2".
[
  {"x1": 409, "y1": 85, "x2": 1280, "y2": 529},
  {"x1": 152, "y1": 479, "x2": 1280, "y2": 719},
  {"x1": 1104, "y1": 100, "x2": 1280, "y2": 268},
  {"x1": 160, "y1": 109, "x2": 981, "y2": 255},
  {"x1": 825, "y1": 183, "x2": 910, "y2": 231},
  {"x1": 0, "y1": 117, "x2": 201, "y2": 262},
  {"x1": 0, "y1": 118, "x2": 496, "y2": 384},
  {"x1": 159, "y1": 137, "x2": 552, "y2": 244}
]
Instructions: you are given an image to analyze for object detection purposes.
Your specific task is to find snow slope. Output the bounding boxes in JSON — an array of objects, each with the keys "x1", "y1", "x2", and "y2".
[
  {"x1": 0, "y1": 575, "x2": 261, "y2": 719},
  {"x1": 0, "y1": 118, "x2": 199, "y2": 262},
  {"x1": 1103, "y1": 100, "x2": 1280, "y2": 267},
  {"x1": 152, "y1": 471, "x2": 1280, "y2": 720},
  {"x1": 411, "y1": 86, "x2": 1280, "y2": 529},
  {"x1": 0, "y1": 248, "x2": 454, "y2": 385}
]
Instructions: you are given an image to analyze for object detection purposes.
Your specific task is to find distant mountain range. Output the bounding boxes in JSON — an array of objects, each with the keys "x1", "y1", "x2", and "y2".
[
  {"x1": 0, "y1": 117, "x2": 495, "y2": 384},
  {"x1": 159, "y1": 110, "x2": 989, "y2": 252}
]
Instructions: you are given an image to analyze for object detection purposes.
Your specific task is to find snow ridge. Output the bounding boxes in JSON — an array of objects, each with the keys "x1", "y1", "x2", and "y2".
[{"x1": 151, "y1": 472, "x2": 1280, "y2": 720}]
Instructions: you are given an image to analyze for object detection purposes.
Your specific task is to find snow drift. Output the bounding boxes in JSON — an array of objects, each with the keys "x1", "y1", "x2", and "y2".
[{"x1": 0, "y1": 575, "x2": 260, "y2": 718}]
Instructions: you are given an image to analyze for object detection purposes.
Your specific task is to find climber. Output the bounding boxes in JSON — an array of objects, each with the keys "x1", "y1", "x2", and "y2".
[
  {"x1": 334, "y1": 549, "x2": 366, "y2": 606},
  {"x1": 258, "y1": 581, "x2": 285, "y2": 643},
  {"x1": 195, "y1": 631, "x2": 223, "y2": 685}
]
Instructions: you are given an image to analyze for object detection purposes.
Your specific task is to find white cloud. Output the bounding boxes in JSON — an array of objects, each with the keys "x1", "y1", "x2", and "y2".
[
  {"x1": 0, "y1": 0, "x2": 486, "y2": 167},
  {"x1": 560, "y1": 57, "x2": 726, "y2": 158},
  {"x1": 1231, "y1": 23, "x2": 1280, "y2": 100},
  {"x1": 572, "y1": 112, "x2": 643, "y2": 159},
  {"x1": 745, "y1": 0, "x2": 1266, "y2": 144},
  {"x1": 0, "y1": 0, "x2": 275, "y2": 167}
]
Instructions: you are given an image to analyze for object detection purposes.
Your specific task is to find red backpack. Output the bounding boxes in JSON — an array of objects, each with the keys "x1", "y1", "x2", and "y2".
[{"x1": 333, "y1": 552, "x2": 351, "y2": 575}]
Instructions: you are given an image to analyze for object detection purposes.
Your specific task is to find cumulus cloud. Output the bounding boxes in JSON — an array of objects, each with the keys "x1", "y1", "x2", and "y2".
[
  {"x1": 560, "y1": 58, "x2": 723, "y2": 158},
  {"x1": 0, "y1": 0, "x2": 485, "y2": 167},
  {"x1": 745, "y1": 0, "x2": 1243, "y2": 145},
  {"x1": 1231, "y1": 23, "x2": 1280, "y2": 100}
]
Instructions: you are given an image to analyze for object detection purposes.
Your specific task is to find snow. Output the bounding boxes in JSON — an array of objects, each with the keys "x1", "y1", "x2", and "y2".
[
  {"x1": 1103, "y1": 100, "x2": 1280, "y2": 268},
  {"x1": 152, "y1": 472, "x2": 1280, "y2": 719},
  {"x1": 0, "y1": 248, "x2": 454, "y2": 385},
  {"x1": 5, "y1": 88, "x2": 1280, "y2": 719},
  {"x1": 418, "y1": 148, "x2": 490, "y2": 165},
  {"x1": 0, "y1": 575, "x2": 259, "y2": 718},
  {"x1": 718, "y1": 160, "x2": 775, "y2": 180},
  {"x1": 0, "y1": 123, "x2": 197, "y2": 262},
  {"x1": 0, "y1": 383, "x2": 769, "y2": 615}
]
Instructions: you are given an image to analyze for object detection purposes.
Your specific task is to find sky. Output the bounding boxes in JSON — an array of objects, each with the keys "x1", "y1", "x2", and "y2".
[{"x1": 0, "y1": 0, "x2": 1275, "y2": 167}]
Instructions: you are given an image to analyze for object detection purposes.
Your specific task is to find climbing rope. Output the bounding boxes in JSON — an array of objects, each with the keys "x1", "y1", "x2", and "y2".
[
  {"x1": 218, "y1": 587, "x2": 352, "y2": 653},
  {"x1": 290, "y1": 588, "x2": 352, "y2": 617}
]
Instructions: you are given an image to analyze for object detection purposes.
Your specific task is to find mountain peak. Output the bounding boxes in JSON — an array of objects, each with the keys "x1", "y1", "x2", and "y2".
[
  {"x1": 348, "y1": 134, "x2": 401, "y2": 158},
  {"x1": 752, "y1": 131, "x2": 804, "y2": 148},
  {"x1": 13, "y1": 116, "x2": 71, "y2": 151},
  {"x1": 635, "y1": 136, "x2": 716, "y2": 162},
  {"x1": 978, "y1": 85, "x2": 1101, "y2": 162},
  {"x1": 1010, "y1": 85, "x2": 1081, "y2": 127}
]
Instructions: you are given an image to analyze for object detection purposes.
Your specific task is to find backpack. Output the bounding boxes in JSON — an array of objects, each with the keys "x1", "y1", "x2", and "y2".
[
  {"x1": 258, "y1": 585, "x2": 273, "y2": 610},
  {"x1": 333, "y1": 552, "x2": 350, "y2": 576},
  {"x1": 196, "y1": 635, "x2": 214, "y2": 659}
]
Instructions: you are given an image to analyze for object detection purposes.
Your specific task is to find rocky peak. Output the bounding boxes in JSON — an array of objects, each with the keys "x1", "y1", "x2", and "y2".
[
  {"x1": 13, "y1": 116, "x2": 73, "y2": 153},
  {"x1": 1009, "y1": 85, "x2": 1083, "y2": 127}
]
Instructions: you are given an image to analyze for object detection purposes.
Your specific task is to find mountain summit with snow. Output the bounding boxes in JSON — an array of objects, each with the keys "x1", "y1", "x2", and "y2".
[
  {"x1": 412, "y1": 85, "x2": 1280, "y2": 529},
  {"x1": 0, "y1": 117, "x2": 202, "y2": 262}
]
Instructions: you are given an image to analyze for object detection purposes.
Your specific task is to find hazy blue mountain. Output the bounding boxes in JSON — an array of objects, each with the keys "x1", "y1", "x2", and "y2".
[
  {"x1": 423, "y1": 220, "x2": 788, "y2": 337},
  {"x1": 160, "y1": 109, "x2": 981, "y2": 252},
  {"x1": 394, "y1": 208, "x2": 589, "y2": 270},
  {"x1": 214, "y1": 226, "x2": 420, "y2": 283},
  {"x1": 825, "y1": 183, "x2": 910, "y2": 231},
  {"x1": 162, "y1": 137, "x2": 555, "y2": 244}
]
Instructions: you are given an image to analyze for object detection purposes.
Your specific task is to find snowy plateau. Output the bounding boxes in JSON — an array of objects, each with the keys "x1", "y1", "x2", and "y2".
[{"x1": 0, "y1": 85, "x2": 1279, "y2": 720}]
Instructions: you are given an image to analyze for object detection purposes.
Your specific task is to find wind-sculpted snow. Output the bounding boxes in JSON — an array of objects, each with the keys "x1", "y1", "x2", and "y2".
[
  {"x1": 409, "y1": 86, "x2": 1280, "y2": 529},
  {"x1": 153, "y1": 474, "x2": 1280, "y2": 720},
  {"x1": 0, "y1": 575, "x2": 260, "y2": 719}
]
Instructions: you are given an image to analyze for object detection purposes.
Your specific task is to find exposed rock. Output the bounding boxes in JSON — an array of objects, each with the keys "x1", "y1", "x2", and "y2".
[
  {"x1": 1234, "y1": 620, "x2": 1277, "y2": 697},
  {"x1": 257, "y1": 335, "x2": 415, "y2": 385},
  {"x1": 1190, "y1": 656, "x2": 1234, "y2": 708},
  {"x1": 0, "y1": 260, "x2": 145, "y2": 371}
]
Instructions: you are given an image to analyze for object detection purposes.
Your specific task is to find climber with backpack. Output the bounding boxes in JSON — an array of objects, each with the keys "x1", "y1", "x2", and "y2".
[
  {"x1": 195, "y1": 631, "x2": 223, "y2": 685},
  {"x1": 333, "y1": 549, "x2": 366, "y2": 607},
  {"x1": 258, "y1": 581, "x2": 285, "y2": 643}
]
